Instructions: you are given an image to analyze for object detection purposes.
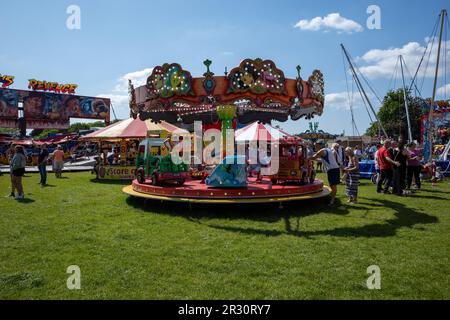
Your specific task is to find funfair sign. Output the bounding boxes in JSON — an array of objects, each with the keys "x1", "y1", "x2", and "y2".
[
  {"x1": 28, "y1": 79, "x2": 78, "y2": 94},
  {"x1": 0, "y1": 74, "x2": 14, "y2": 88}
]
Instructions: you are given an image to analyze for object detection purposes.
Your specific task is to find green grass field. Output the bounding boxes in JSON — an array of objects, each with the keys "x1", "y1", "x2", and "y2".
[{"x1": 0, "y1": 171, "x2": 449, "y2": 299}]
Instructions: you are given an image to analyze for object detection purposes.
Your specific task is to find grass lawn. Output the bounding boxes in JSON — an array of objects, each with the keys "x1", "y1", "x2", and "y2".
[{"x1": 0, "y1": 171, "x2": 449, "y2": 300}]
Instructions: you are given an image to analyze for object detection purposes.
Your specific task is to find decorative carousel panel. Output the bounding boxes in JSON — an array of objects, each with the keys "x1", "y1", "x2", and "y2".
[
  {"x1": 146, "y1": 63, "x2": 193, "y2": 100},
  {"x1": 227, "y1": 58, "x2": 287, "y2": 95},
  {"x1": 308, "y1": 70, "x2": 324, "y2": 106}
]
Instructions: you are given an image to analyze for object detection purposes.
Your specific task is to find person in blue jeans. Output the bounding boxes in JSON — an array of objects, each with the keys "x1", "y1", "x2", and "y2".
[{"x1": 37, "y1": 144, "x2": 49, "y2": 186}]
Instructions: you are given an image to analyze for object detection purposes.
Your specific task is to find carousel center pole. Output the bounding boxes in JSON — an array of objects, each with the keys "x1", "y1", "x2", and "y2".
[{"x1": 216, "y1": 104, "x2": 237, "y2": 157}]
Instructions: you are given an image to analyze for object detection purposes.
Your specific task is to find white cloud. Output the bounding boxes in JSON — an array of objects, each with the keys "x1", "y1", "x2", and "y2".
[
  {"x1": 356, "y1": 40, "x2": 450, "y2": 79},
  {"x1": 437, "y1": 84, "x2": 450, "y2": 98},
  {"x1": 113, "y1": 67, "x2": 153, "y2": 93},
  {"x1": 294, "y1": 13, "x2": 363, "y2": 34},
  {"x1": 325, "y1": 91, "x2": 363, "y2": 110},
  {"x1": 99, "y1": 67, "x2": 153, "y2": 119}
]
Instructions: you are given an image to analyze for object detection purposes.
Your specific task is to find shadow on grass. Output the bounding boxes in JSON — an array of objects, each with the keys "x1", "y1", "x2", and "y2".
[
  {"x1": 417, "y1": 188, "x2": 448, "y2": 194},
  {"x1": 126, "y1": 195, "x2": 439, "y2": 239},
  {"x1": 90, "y1": 178, "x2": 131, "y2": 186},
  {"x1": 408, "y1": 194, "x2": 449, "y2": 201},
  {"x1": 16, "y1": 198, "x2": 35, "y2": 204},
  {"x1": 125, "y1": 195, "x2": 344, "y2": 224},
  {"x1": 210, "y1": 198, "x2": 439, "y2": 238}
]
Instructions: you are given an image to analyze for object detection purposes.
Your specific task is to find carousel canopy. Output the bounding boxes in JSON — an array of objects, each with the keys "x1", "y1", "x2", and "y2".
[
  {"x1": 81, "y1": 118, "x2": 186, "y2": 141},
  {"x1": 130, "y1": 58, "x2": 325, "y2": 125},
  {"x1": 235, "y1": 122, "x2": 293, "y2": 142}
]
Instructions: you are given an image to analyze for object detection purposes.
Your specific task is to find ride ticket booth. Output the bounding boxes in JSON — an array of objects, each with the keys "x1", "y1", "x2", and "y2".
[{"x1": 95, "y1": 139, "x2": 139, "y2": 180}]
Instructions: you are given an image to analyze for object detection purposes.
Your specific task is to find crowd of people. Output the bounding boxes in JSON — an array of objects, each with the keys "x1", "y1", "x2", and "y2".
[
  {"x1": 5, "y1": 143, "x2": 67, "y2": 200},
  {"x1": 309, "y1": 139, "x2": 426, "y2": 207},
  {"x1": 374, "y1": 139, "x2": 423, "y2": 196},
  {"x1": 2, "y1": 136, "x2": 439, "y2": 204}
]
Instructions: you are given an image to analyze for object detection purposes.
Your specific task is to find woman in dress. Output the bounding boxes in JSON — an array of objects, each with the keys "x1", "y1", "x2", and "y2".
[{"x1": 344, "y1": 147, "x2": 360, "y2": 204}]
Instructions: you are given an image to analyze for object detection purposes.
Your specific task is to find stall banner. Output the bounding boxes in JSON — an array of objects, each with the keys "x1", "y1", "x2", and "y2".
[
  {"x1": 97, "y1": 166, "x2": 136, "y2": 180},
  {"x1": 0, "y1": 89, "x2": 19, "y2": 120},
  {"x1": 26, "y1": 119, "x2": 71, "y2": 130},
  {"x1": 0, "y1": 88, "x2": 110, "y2": 124},
  {"x1": 0, "y1": 119, "x2": 17, "y2": 128},
  {"x1": 23, "y1": 91, "x2": 110, "y2": 121}
]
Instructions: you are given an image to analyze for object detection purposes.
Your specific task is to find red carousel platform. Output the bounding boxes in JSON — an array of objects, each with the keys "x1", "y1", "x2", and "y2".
[{"x1": 123, "y1": 178, "x2": 331, "y2": 204}]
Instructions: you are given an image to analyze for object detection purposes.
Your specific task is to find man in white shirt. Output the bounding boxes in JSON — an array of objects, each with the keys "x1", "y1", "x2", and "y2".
[{"x1": 309, "y1": 143, "x2": 341, "y2": 207}]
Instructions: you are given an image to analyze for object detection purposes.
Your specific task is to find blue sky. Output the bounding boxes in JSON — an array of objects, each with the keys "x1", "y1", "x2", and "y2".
[{"x1": 1, "y1": 0, "x2": 449, "y2": 134}]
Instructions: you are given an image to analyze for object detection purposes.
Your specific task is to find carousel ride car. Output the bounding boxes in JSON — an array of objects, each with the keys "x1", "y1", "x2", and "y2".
[
  {"x1": 269, "y1": 137, "x2": 316, "y2": 185},
  {"x1": 135, "y1": 137, "x2": 190, "y2": 186}
]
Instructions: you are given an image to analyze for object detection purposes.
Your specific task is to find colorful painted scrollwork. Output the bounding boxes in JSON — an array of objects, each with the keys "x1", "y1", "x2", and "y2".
[
  {"x1": 227, "y1": 58, "x2": 286, "y2": 95},
  {"x1": 129, "y1": 80, "x2": 139, "y2": 119},
  {"x1": 308, "y1": 70, "x2": 324, "y2": 106},
  {"x1": 296, "y1": 65, "x2": 304, "y2": 103},
  {"x1": 146, "y1": 63, "x2": 193, "y2": 99},
  {"x1": 202, "y1": 59, "x2": 216, "y2": 95},
  {"x1": 134, "y1": 59, "x2": 325, "y2": 124}
]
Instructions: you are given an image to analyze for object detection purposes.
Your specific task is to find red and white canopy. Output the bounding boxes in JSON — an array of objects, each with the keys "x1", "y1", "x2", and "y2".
[
  {"x1": 81, "y1": 118, "x2": 187, "y2": 140},
  {"x1": 235, "y1": 122, "x2": 293, "y2": 142}
]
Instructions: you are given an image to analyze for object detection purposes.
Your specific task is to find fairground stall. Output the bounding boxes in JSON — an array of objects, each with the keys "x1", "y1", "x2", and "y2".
[
  {"x1": 81, "y1": 118, "x2": 187, "y2": 180},
  {"x1": 421, "y1": 100, "x2": 450, "y2": 176},
  {"x1": 0, "y1": 133, "x2": 79, "y2": 166},
  {"x1": 124, "y1": 58, "x2": 328, "y2": 205}
]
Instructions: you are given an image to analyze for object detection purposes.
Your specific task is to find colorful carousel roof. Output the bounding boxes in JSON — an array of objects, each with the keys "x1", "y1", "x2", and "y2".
[{"x1": 130, "y1": 58, "x2": 325, "y2": 125}]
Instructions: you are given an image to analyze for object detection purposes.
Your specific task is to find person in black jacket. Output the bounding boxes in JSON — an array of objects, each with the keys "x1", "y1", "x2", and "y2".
[{"x1": 392, "y1": 140, "x2": 408, "y2": 196}]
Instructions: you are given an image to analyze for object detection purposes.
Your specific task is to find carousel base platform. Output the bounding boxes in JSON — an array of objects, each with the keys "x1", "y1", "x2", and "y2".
[{"x1": 122, "y1": 178, "x2": 331, "y2": 204}]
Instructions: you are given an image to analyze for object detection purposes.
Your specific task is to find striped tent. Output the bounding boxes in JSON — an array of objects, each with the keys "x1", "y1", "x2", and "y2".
[
  {"x1": 81, "y1": 118, "x2": 187, "y2": 141},
  {"x1": 235, "y1": 122, "x2": 293, "y2": 142}
]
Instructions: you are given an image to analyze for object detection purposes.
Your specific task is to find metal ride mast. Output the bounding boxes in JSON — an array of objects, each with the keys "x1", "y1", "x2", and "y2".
[
  {"x1": 341, "y1": 44, "x2": 388, "y2": 138},
  {"x1": 399, "y1": 55, "x2": 413, "y2": 143},
  {"x1": 428, "y1": 9, "x2": 447, "y2": 162}
]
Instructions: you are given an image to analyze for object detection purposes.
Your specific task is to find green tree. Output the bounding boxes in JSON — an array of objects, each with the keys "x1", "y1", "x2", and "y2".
[{"x1": 365, "y1": 89, "x2": 425, "y2": 140}]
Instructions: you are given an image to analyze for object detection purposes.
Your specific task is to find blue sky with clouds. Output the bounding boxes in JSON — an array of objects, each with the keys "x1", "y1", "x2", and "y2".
[{"x1": 1, "y1": 0, "x2": 449, "y2": 134}]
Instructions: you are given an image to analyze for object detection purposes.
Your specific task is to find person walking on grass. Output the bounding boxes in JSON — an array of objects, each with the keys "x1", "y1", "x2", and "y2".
[
  {"x1": 52, "y1": 145, "x2": 65, "y2": 178},
  {"x1": 10, "y1": 146, "x2": 26, "y2": 199},
  {"x1": 343, "y1": 147, "x2": 360, "y2": 204},
  {"x1": 406, "y1": 142, "x2": 422, "y2": 191},
  {"x1": 6, "y1": 143, "x2": 16, "y2": 197},
  {"x1": 38, "y1": 143, "x2": 49, "y2": 186},
  {"x1": 376, "y1": 139, "x2": 400, "y2": 194},
  {"x1": 309, "y1": 143, "x2": 342, "y2": 207}
]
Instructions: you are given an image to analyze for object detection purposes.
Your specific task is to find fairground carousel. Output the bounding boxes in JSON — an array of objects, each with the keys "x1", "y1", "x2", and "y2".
[{"x1": 124, "y1": 58, "x2": 329, "y2": 205}]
